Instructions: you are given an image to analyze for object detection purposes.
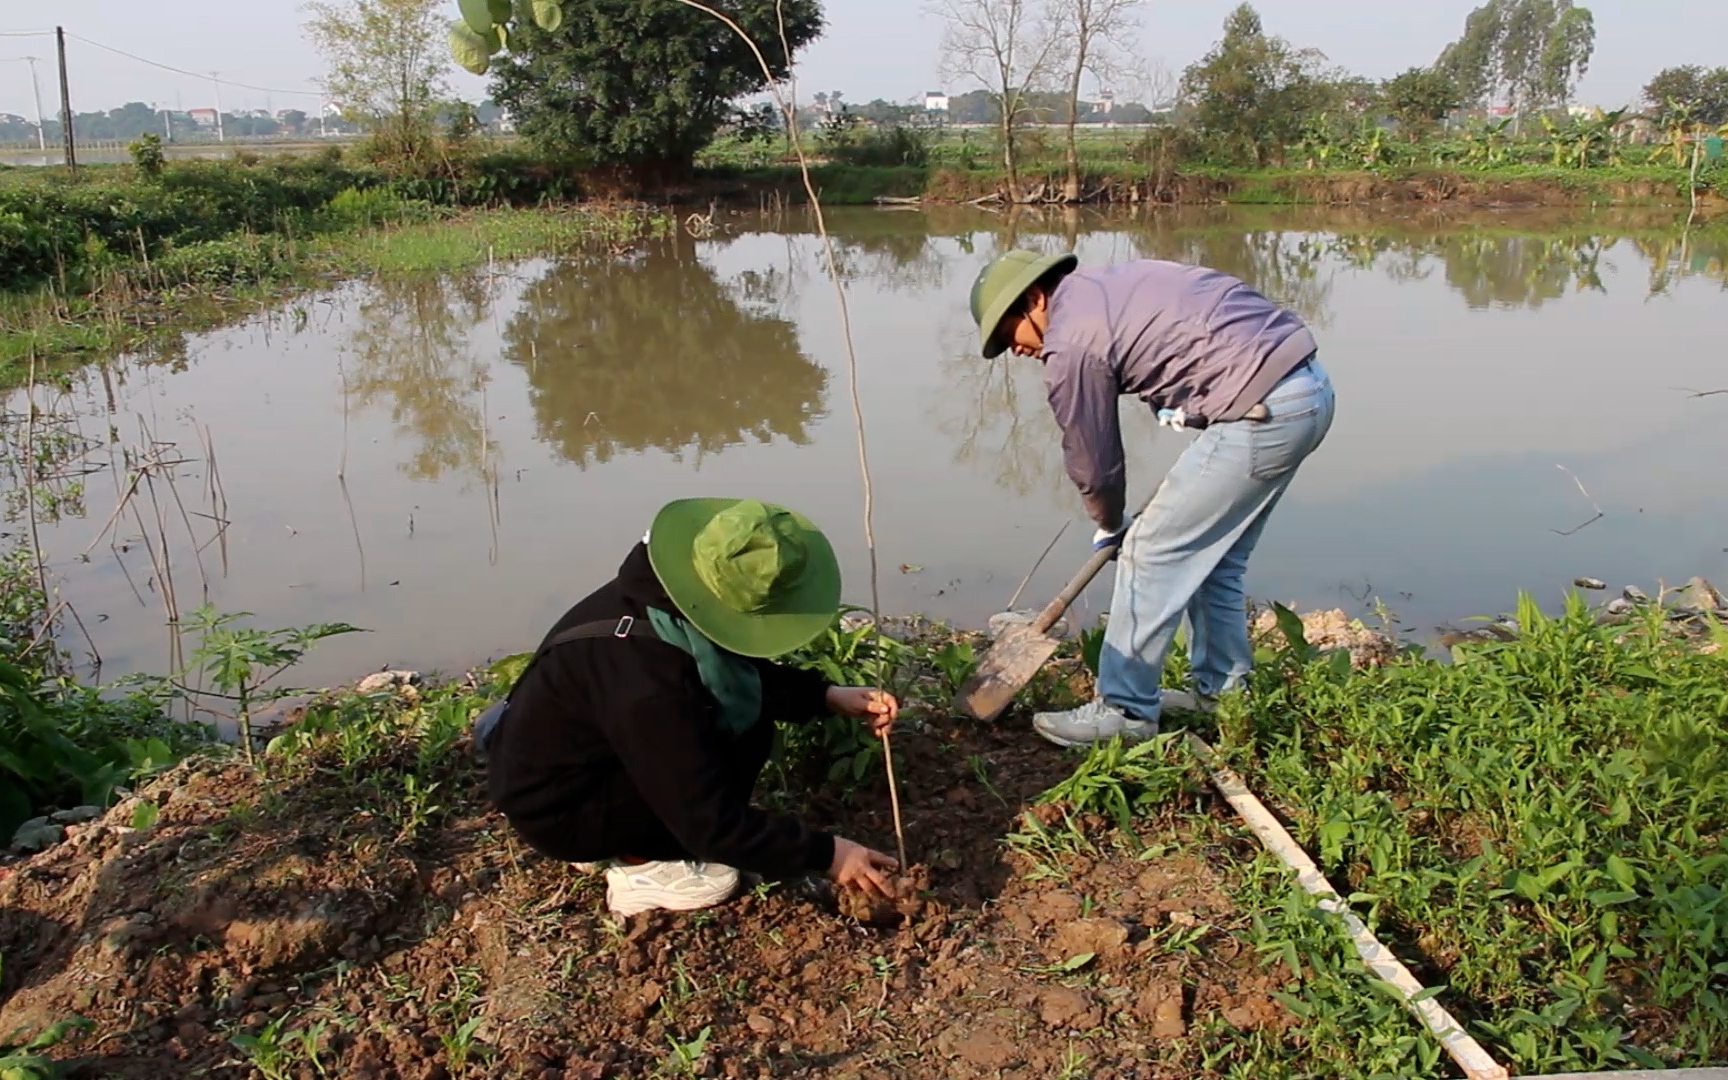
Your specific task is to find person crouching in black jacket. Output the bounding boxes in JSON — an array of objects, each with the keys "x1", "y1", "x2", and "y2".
[{"x1": 481, "y1": 497, "x2": 901, "y2": 917}]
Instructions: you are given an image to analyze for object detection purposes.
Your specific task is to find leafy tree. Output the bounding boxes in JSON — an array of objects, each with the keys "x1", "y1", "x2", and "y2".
[
  {"x1": 1437, "y1": 0, "x2": 1594, "y2": 114},
  {"x1": 487, "y1": 0, "x2": 821, "y2": 181},
  {"x1": 1382, "y1": 67, "x2": 1462, "y2": 141},
  {"x1": 304, "y1": 0, "x2": 450, "y2": 161},
  {"x1": 1179, "y1": 4, "x2": 1331, "y2": 166},
  {"x1": 1644, "y1": 66, "x2": 1728, "y2": 128}
]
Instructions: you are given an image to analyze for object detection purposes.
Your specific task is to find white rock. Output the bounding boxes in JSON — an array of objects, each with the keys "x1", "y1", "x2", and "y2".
[
  {"x1": 988, "y1": 610, "x2": 1071, "y2": 639},
  {"x1": 355, "y1": 670, "x2": 422, "y2": 695}
]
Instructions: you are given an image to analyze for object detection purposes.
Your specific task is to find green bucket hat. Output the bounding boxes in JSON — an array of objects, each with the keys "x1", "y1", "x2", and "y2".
[
  {"x1": 647, "y1": 498, "x2": 842, "y2": 659},
  {"x1": 969, "y1": 249, "x2": 1079, "y2": 358}
]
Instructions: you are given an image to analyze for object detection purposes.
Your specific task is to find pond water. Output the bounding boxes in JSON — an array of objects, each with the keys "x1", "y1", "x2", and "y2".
[{"x1": 9, "y1": 205, "x2": 1727, "y2": 687}]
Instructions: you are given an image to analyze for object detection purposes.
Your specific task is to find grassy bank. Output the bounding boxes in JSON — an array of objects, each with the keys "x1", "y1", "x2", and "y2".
[
  {"x1": 3, "y1": 148, "x2": 1721, "y2": 378},
  {"x1": 706, "y1": 160, "x2": 1716, "y2": 208},
  {"x1": 0, "y1": 160, "x2": 675, "y2": 379},
  {"x1": 3, "y1": 569, "x2": 1726, "y2": 1076}
]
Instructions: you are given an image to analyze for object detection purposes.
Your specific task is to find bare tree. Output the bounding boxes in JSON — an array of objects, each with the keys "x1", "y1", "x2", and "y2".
[
  {"x1": 1048, "y1": 0, "x2": 1144, "y2": 202},
  {"x1": 931, "y1": 0, "x2": 1069, "y2": 198}
]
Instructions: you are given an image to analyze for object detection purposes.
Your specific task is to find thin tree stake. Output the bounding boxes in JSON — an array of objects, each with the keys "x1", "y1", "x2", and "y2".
[
  {"x1": 881, "y1": 732, "x2": 908, "y2": 871},
  {"x1": 667, "y1": 0, "x2": 903, "y2": 869}
]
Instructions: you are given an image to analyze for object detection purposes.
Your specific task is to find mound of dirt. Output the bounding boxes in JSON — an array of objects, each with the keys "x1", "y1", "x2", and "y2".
[
  {"x1": 1253, "y1": 607, "x2": 1400, "y2": 668},
  {"x1": 835, "y1": 865, "x2": 932, "y2": 926},
  {"x1": 1, "y1": 697, "x2": 1298, "y2": 1079}
]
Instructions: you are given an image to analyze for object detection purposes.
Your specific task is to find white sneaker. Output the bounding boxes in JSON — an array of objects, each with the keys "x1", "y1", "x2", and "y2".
[
  {"x1": 1160, "y1": 689, "x2": 1218, "y2": 716},
  {"x1": 1033, "y1": 700, "x2": 1158, "y2": 749},
  {"x1": 604, "y1": 860, "x2": 740, "y2": 917}
]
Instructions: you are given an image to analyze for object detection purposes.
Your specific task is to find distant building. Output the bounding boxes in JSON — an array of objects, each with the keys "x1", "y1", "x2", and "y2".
[
  {"x1": 1097, "y1": 89, "x2": 1116, "y2": 115},
  {"x1": 924, "y1": 91, "x2": 949, "y2": 113},
  {"x1": 187, "y1": 108, "x2": 218, "y2": 128}
]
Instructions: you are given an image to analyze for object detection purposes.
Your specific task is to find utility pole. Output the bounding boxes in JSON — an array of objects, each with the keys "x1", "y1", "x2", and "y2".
[
  {"x1": 159, "y1": 102, "x2": 171, "y2": 141},
  {"x1": 23, "y1": 57, "x2": 46, "y2": 151},
  {"x1": 211, "y1": 73, "x2": 225, "y2": 142},
  {"x1": 55, "y1": 26, "x2": 75, "y2": 170}
]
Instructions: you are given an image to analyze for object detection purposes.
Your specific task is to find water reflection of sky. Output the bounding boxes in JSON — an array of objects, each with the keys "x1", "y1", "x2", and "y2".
[{"x1": 9, "y1": 207, "x2": 1726, "y2": 685}]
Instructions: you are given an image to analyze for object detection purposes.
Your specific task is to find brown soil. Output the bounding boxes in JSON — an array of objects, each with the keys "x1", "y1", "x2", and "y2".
[{"x1": 0, "y1": 704, "x2": 1297, "y2": 1079}]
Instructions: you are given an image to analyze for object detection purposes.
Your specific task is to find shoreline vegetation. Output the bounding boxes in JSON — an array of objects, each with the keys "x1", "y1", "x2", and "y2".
[
  {"x1": 3, "y1": 579, "x2": 1727, "y2": 1077},
  {"x1": 1, "y1": 147, "x2": 1722, "y2": 377}
]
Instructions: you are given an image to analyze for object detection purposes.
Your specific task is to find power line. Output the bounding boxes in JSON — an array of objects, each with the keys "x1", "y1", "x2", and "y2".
[{"x1": 63, "y1": 31, "x2": 324, "y2": 99}]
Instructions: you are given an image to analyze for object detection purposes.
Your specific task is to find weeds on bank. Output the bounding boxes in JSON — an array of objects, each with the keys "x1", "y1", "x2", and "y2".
[
  {"x1": 1228, "y1": 592, "x2": 1728, "y2": 1073},
  {"x1": 0, "y1": 1014, "x2": 91, "y2": 1080},
  {"x1": 998, "y1": 594, "x2": 1728, "y2": 1075},
  {"x1": 0, "y1": 542, "x2": 208, "y2": 841}
]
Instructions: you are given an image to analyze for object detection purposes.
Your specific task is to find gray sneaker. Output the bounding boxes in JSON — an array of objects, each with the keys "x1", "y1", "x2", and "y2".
[
  {"x1": 604, "y1": 860, "x2": 740, "y2": 916},
  {"x1": 1032, "y1": 699, "x2": 1158, "y2": 749},
  {"x1": 1160, "y1": 688, "x2": 1218, "y2": 716}
]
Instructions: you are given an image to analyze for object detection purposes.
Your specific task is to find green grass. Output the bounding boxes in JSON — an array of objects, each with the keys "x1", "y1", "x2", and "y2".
[
  {"x1": 1203, "y1": 595, "x2": 1728, "y2": 1074},
  {"x1": 0, "y1": 204, "x2": 676, "y2": 379},
  {"x1": 321, "y1": 204, "x2": 676, "y2": 274}
]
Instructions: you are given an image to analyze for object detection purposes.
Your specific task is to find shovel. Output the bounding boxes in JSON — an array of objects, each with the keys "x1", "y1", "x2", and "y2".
[{"x1": 953, "y1": 493, "x2": 1155, "y2": 722}]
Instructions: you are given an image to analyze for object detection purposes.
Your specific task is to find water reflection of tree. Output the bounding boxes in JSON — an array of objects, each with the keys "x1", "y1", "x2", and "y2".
[
  {"x1": 1634, "y1": 232, "x2": 1728, "y2": 297},
  {"x1": 344, "y1": 273, "x2": 496, "y2": 482},
  {"x1": 1430, "y1": 234, "x2": 1609, "y2": 309},
  {"x1": 501, "y1": 239, "x2": 828, "y2": 467},
  {"x1": 932, "y1": 335, "x2": 1161, "y2": 508},
  {"x1": 1129, "y1": 222, "x2": 1339, "y2": 329}
]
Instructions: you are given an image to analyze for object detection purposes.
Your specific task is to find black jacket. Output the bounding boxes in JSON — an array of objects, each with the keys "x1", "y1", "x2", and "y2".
[{"x1": 486, "y1": 543, "x2": 837, "y2": 878}]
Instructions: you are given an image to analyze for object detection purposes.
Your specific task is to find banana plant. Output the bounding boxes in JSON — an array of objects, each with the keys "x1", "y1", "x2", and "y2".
[
  {"x1": 1658, "y1": 100, "x2": 1697, "y2": 167},
  {"x1": 1462, "y1": 118, "x2": 1514, "y2": 167},
  {"x1": 448, "y1": 0, "x2": 564, "y2": 75}
]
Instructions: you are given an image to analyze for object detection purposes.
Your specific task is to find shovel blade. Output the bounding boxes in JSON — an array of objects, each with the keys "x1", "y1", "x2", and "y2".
[{"x1": 952, "y1": 623, "x2": 1063, "y2": 722}]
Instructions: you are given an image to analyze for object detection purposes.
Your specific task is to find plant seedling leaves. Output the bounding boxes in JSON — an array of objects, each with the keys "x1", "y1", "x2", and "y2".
[
  {"x1": 531, "y1": 0, "x2": 564, "y2": 31},
  {"x1": 25, "y1": 1015, "x2": 91, "y2": 1051},
  {"x1": 458, "y1": 0, "x2": 494, "y2": 35},
  {"x1": 130, "y1": 800, "x2": 160, "y2": 830},
  {"x1": 1605, "y1": 853, "x2": 1636, "y2": 890},
  {"x1": 1056, "y1": 952, "x2": 1095, "y2": 972},
  {"x1": 450, "y1": 22, "x2": 494, "y2": 74}
]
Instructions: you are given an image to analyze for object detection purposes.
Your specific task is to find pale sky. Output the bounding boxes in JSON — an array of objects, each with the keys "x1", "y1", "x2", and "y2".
[{"x1": 1, "y1": 0, "x2": 1722, "y2": 121}]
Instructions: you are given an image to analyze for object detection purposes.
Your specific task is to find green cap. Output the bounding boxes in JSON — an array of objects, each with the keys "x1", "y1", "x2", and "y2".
[
  {"x1": 969, "y1": 249, "x2": 1079, "y2": 358},
  {"x1": 648, "y1": 498, "x2": 842, "y2": 658}
]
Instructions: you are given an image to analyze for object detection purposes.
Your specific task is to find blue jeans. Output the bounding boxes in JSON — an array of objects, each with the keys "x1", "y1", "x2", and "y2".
[{"x1": 1097, "y1": 357, "x2": 1336, "y2": 721}]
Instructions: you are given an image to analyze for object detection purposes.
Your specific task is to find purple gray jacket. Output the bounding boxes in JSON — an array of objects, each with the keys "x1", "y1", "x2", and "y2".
[{"x1": 1040, "y1": 259, "x2": 1318, "y2": 528}]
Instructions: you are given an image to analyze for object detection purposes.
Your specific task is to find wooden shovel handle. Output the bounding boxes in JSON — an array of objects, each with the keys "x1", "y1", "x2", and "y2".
[
  {"x1": 1028, "y1": 493, "x2": 1157, "y2": 635},
  {"x1": 1030, "y1": 544, "x2": 1118, "y2": 634}
]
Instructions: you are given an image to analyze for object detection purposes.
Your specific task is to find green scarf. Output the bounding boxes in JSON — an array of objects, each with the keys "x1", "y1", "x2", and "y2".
[{"x1": 646, "y1": 607, "x2": 763, "y2": 735}]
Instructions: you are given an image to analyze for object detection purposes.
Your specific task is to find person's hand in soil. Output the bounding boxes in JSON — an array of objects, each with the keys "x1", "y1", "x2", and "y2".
[
  {"x1": 825, "y1": 686, "x2": 899, "y2": 736},
  {"x1": 830, "y1": 836, "x2": 899, "y2": 897}
]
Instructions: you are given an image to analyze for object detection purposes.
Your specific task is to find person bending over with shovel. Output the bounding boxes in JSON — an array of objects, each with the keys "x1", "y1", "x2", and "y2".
[
  {"x1": 970, "y1": 251, "x2": 1335, "y2": 748},
  {"x1": 478, "y1": 497, "x2": 902, "y2": 916}
]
